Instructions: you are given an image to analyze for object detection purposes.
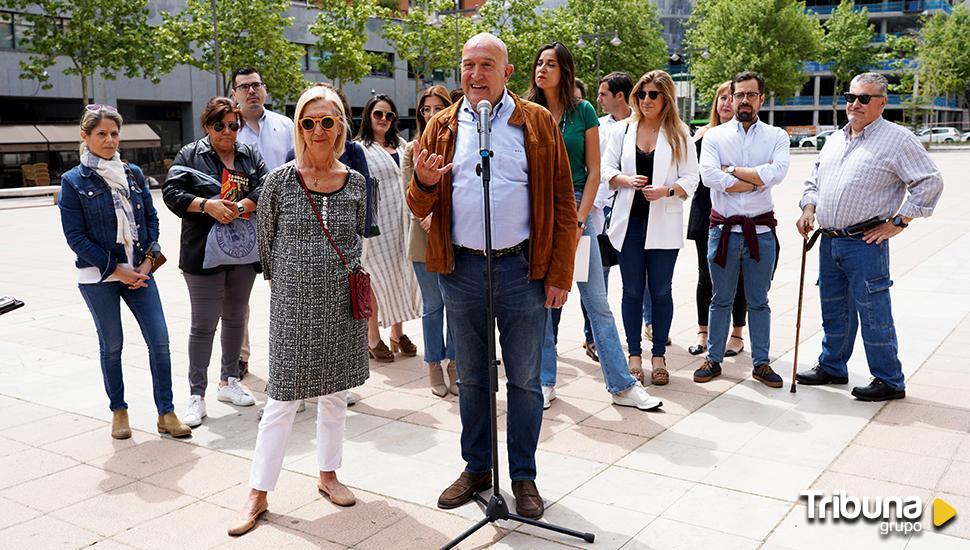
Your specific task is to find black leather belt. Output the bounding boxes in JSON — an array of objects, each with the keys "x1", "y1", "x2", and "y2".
[
  {"x1": 820, "y1": 216, "x2": 886, "y2": 239},
  {"x1": 454, "y1": 240, "x2": 528, "y2": 258}
]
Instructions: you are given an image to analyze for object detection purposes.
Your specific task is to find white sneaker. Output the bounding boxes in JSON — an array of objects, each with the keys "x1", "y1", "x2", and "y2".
[
  {"x1": 217, "y1": 377, "x2": 256, "y2": 406},
  {"x1": 612, "y1": 385, "x2": 663, "y2": 411},
  {"x1": 184, "y1": 395, "x2": 206, "y2": 427},
  {"x1": 542, "y1": 386, "x2": 556, "y2": 410},
  {"x1": 346, "y1": 391, "x2": 359, "y2": 406}
]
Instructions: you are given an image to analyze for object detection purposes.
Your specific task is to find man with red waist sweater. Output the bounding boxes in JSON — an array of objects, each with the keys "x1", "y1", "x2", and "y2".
[{"x1": 695, "y1": 71, "x2": 790, "y2": 388}]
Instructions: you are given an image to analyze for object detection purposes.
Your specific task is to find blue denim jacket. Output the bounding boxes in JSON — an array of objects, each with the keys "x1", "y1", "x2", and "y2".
[{"x1": 58, "y1": 163, "x2": 159, "y2": 281}]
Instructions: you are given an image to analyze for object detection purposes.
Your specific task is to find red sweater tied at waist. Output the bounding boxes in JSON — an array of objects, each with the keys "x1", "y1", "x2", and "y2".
[{"x1": 709, "y1": 209, "x2": 778, "y2": 268}]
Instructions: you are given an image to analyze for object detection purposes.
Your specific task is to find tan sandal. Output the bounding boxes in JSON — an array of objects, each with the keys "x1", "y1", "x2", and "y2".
[
  {"x1": 628, "y1": 356, "x2": 645, "y2": 385},
  {"x1": 651, "y1": 356, "x2": 669, "y2": 386}
]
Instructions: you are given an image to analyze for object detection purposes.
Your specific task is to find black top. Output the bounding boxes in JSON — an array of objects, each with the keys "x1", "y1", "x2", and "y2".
[
  {"x1": 632, "y1": 147, "x2": 654, "y2": 219},
  {"x1": 162, "y1": 137, "x2": 268, "y2": 275},
  {"x1": 390, "y1": 151, "x2": 400, "y2": 166},
  {"x1": 686, "y1": 138, "x2": 711, "y2": 241}
]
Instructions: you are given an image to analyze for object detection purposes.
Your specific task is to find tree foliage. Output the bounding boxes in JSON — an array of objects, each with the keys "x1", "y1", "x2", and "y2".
[
  {"x1": 821, "y1": 0, "x2": 874, "y2": 124},
  {"x1": 158, "y1": 0, "x2": 307, "y2": 103},
  {"x1": 1, "y1": 0, "x2": 173, "y2": 105},
  {"x1": 475, "y1": 0, "x2": 551, "y2": 94},
  {"x1": 917, "y1": 5, "x2": 970, "y2": 106},
  {"x1": 686, "y1": 0, "x2": 823, "y2": 103},
  {"x1": 310, "y1": 0, "x2": 389, "y2": 91}
]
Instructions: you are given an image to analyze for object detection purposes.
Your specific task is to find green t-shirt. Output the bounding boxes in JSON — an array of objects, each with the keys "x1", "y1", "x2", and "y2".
[{"x1": 560, "y1": 100, "x2": 600, "y2": 193}]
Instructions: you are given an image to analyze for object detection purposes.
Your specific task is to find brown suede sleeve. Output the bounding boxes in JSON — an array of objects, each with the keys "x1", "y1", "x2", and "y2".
[{"x1": 544, "y1": 114, "x2": 579, "y2": 290}]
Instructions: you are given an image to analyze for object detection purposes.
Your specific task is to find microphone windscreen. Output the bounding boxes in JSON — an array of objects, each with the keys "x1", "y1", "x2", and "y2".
[{"x1": 476, "y1": 100, "x2": 492, "y2": 114}]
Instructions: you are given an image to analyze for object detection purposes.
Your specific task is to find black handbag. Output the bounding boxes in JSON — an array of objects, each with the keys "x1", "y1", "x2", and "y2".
[{"x1": 598, "y1": 192, "x2": 619, "y2": 267}]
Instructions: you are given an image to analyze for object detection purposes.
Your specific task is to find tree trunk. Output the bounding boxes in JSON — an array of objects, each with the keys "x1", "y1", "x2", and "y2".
[
  {"x1": 831, "y1": 78, "x2": 839, "y2": 128},
  {"x1": 81, "y1": 74, "x2": 91, "y2": 106}
]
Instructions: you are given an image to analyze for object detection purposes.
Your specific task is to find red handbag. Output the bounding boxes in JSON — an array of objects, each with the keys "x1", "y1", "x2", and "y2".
[{"x1": 298, "y1": 174, "x2": 373, "y2": 320}]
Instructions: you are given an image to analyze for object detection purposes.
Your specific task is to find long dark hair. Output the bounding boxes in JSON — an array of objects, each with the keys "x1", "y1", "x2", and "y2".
[
  {"x1": 524, "y1": 42, "x2": 579, "y2": 114},
  {"x1": 356, "y1": 94, "x2": 400, "y2": 148}
]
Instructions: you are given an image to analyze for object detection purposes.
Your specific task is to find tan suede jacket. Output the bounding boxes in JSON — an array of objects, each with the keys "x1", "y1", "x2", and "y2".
[{"x1": 406, "y1": 91, "x2": 578, "y2": 290}]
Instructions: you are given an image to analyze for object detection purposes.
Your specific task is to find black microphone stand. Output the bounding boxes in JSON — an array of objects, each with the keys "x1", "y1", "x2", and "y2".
[{"x1": 441, "y1": 112, "x2": 595, "y2": 550}]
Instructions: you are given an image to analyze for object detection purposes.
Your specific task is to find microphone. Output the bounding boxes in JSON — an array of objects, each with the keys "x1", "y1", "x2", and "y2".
[{"x1": 476, "y1": 99, "x2": 492, "y2": 157}]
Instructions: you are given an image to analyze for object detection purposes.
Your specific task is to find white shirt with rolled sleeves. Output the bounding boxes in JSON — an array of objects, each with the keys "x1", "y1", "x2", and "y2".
[
  {"x1": 237, "y1": 108, "x2": 294, "y2": 171},
  {"x1": 450, "y1": 89, "x2": 531, "y2": 250},
  {"x1": 699, "y1": 117, "x2": 790, "y2": 233},
  {"x1": 800, "y1": 117, "x2": 943, "y2": 229}
]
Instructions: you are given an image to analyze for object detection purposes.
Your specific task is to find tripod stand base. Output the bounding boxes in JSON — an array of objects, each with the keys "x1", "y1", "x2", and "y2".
[{"x1": 440, "y1": 491, "x2": 596, "y2": 549}]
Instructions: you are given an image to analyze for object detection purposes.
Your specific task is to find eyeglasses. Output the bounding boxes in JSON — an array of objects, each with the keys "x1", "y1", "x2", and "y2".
[
  {"x1": 233, "y1": 82, "x2": 265, "y2": 92},
  {"x1": 299, "y1": 116, "x2": 339, "y2": 131},
  {"x1": 85, "y1": 104, "x2": 118, "y2": 113},
  {"x1": 732, "y1": 92, "x2": 762, "y2": 102},
  {"x1": 635, "y1": 90, "x2": 661, "y2": 101},
  {"x1": 844, "y1": 93, "x2": 885, "y2": 105},
  {"x1": 372, "y1": 110, "x2": 396, "y2": 121},
  {"x1": 212, "y1": 121, "x2": 240, "y2": 132},
  {"x1": 420, "y1": 105, "x2": 446, "y2": 117}
]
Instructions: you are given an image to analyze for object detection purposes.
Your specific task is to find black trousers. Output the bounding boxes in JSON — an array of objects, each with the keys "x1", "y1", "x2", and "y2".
[{"x1": 694, "y1": 238, "x2": 747, "y2": 328}]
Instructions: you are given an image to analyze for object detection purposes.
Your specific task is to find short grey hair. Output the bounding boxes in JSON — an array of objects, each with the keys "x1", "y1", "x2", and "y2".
[{"x1": 850, "y1": 72, "x2": 888, "y2": 95}]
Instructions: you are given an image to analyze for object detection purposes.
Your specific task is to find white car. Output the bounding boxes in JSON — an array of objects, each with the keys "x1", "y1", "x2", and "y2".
[
  {"x1": 799, "y1": 129, "x2": 837, "y2": 148},
  {"x1": 916, "y1": 127, "x2": 962, "y2": 144},
  {"x1": 962, "y1": 131, "x2": 970, "y2": 142}
]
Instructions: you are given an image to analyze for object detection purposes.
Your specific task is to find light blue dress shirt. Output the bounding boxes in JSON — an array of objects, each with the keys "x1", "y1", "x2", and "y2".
[
  {"x1": 237, "y1": 108, "x2": 294, "y2": 171},
  {"x1": 451, "y1": 89, "x2": 531, "y2": 250}
]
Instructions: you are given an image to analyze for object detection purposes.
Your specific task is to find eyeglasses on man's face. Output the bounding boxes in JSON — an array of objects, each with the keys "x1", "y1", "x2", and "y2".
[
  {"x1": 371, "y1": 110, "x2": 396, "y2": 121},
  {"x1": 212, "y1": 121, "x2": 240, "y2": 133},
  {"x1": 732, "y1": 92, "x2": 762, "y2": 102},
  {"x1": 233, "y1": 82, "x2": 265, "y2": 93},
  {"x1": 844, "y1": 93, "x2": 885, "y2": 105},
  {"x1": 635, "y1": 90, "x2": 661, "y2": 101},
  {"x1": 299, "y1": 116, "x2": 339, "y2": 131}
]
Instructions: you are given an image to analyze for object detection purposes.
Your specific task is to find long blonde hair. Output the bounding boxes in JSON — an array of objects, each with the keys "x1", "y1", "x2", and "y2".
[
  {"x1": 628, "y1": 70, "x2": 690, "y2": 165},
  {"x1": 293, "y1": 85, "x2": 347, "y2": 164},
  {"x1": 706, "y1": 81, "x2": 733, "y2": 130}
]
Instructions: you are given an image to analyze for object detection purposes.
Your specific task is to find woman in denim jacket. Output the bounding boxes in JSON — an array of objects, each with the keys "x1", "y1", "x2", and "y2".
[{"x1": 58, "y1": 105, "x2": 191, "y2": 440}]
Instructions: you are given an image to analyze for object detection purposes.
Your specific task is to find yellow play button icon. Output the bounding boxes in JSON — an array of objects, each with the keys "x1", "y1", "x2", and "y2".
[{"x1": 934, "y1": 498, "x2": 957, "y2": 528}]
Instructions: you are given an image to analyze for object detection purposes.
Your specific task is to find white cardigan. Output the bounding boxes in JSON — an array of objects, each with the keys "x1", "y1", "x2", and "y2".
[{"x1": 600, "y1": 120, "x2": 699, "y2": 251}]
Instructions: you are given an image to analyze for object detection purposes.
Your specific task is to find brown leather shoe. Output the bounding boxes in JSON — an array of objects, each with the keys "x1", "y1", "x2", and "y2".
[
  {"x1": 390, "y1": 335, "x2": 418, "y2": 356},
  {"x1": 511, "y1": 480, "x2": 544, "y2": 519},
  {"x1": 157, "y1": 412, "x2": 192, "y2": 438},
  {"x1": 369, "y1": 340, "x2": 395, "y2": 363},
  {"x1": 111, "y1": 409, "x2": 131, "y2": 440},
  {"x1": 437, "y1": 471, "x2": 491, "y2": 509}
]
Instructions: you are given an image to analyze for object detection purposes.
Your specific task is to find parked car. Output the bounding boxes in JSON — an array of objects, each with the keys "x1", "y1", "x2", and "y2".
[
  {"x1": 962, "y1": 131, "x2": 970, "y2": 142},
  {"x1": 799, "y1": 129, "x2": 837, "y2": 148},
  {"x1": 916, "y1": 127, "x2": 962, "y2": 144}
]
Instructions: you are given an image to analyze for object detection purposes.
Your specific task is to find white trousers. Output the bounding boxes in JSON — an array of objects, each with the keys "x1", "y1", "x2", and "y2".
[{"x1": 250, "y1": 392, "x2": 347, "y2": 492}]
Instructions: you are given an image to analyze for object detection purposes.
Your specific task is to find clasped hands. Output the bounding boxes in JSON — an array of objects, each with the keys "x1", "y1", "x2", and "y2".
[{"x1": 615, "y1": 174, "x2": 670, "y2": 201}]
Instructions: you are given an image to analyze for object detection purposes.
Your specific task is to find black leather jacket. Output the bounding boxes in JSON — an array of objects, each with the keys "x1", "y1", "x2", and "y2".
[{"x1": 162, "y1": 136, "x2": 268, "y2": 274}]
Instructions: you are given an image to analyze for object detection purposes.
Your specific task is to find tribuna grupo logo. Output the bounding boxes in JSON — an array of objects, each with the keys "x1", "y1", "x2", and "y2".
[{"x1": 800, "y1": 490, "x2": 957, "y2": 537}]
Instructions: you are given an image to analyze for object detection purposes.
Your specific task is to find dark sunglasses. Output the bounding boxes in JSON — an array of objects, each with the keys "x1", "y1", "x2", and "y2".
[
  {"x1": 299, "y1": 116, "x2": 339, "y2": 130},
  {"x1": 372, "y1": 109, "x2": 396, "y2": 121},
  {"x1": 635, "y1": 90, "x2": 661, "y2": 101},
  {"x1": 85, "y1": 103, "x2": 118, "y2": 113},
  {"x1": 212, "y1": 121, "x2": 240, "y2": 132},
  {"x1": 844, "y1": 93, "x2": 885, "y2": 105}
]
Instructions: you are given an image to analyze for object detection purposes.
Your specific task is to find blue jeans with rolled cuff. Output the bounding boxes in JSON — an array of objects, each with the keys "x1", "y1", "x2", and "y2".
[{"x1": 412, "y1": 261, "x2": 456, "y2": 363}]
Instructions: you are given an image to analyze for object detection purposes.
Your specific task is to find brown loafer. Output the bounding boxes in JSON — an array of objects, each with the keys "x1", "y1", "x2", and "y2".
[
  {"x1": 390, "y1": 335, "x2": 418, "y2": 356},
  {"x1": 511, "y1": 480, "x2": 544, "y2": 519},
  {"x1": 369, "y1": 340, "x2": 395, "y2": 363},
  {"x1": 111, "y1": 409, "x2": 131, "y2": 440},
  {"x1": 318, "y1": 480, "x2": 356, "y2": 507},
  {"x1": 157, "y1": 412, "x2": 192, "y2": 438},
  {"x1": 437, "y1": 471, "x2": 491, "y2": 509},
  {"x1": 227, "y1": 500, "x2": 268, "y2": 537}
]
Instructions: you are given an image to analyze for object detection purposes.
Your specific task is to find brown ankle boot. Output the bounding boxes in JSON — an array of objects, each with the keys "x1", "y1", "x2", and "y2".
[
  {"x1": 368, "y1": 340, "x2": 395, "y2": 363},
  {"x1": 446, "y1": 361, "x2": 459, "y2": 395},
  {"x1": 429, "y1": 363, "x2": 448, "y2": 397},
  {"x1": 390, "y1": 335, "x2": 417, "y2": 357},
  {"x1": 111, "y1": 409, "x2": 131, "y2": 440},
  {"x1": 157, "y1": 412, "x2": 192, "y2": 438}
]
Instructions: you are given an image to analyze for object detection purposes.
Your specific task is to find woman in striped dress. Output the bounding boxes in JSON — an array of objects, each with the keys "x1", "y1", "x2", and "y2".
[{"x1": 355, "y1": 94, "x2": 421, "y2": 362}]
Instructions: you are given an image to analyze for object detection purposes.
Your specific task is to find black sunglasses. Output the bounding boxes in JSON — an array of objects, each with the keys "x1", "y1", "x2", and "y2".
[
  {"x1": 635, "y1": 90, "x2": 661, "y2": 101},
  {"x1": 299, "y1": 116, "x2": 338, "y2": 131},
  {"x1": 372, "y1": 109, "x2": 396, "y2": 121},
  {"x1": 843, "y1": 93, "x2": 885, "y2": 105},
  {"x1": 212, "y1": 121, "x2": 240, "y2": 132}
]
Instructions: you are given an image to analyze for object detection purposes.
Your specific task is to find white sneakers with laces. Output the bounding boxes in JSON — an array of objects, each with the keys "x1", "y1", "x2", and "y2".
[
  {"x1": 611, "y1": 385, "x2": 663, "y2": 411},
  {"x1": 217, "y1": 377, "x2": 256, "y2": 406},
  {"x1": 183, "y1": 395, "x2": 206, "y2": 427},
  {"x1": 541, "y1": 386, "x2": 556, "y2": 410}
]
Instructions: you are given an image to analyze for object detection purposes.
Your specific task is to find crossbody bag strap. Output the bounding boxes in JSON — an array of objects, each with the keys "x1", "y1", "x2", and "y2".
[
  {"x1": 296, "y1": 171, "x2": 350, "y2": 272},
  {"x1": 601, "y1": 122, "x2": 630, "y2": 235}
]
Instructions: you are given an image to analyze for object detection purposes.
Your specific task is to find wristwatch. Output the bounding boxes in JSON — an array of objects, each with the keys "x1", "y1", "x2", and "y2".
[
  {"x1": 667, "y1": 186, "x2": 676, "y2": 197},
  {"x1": 237, "y1": 202, "x2": 246, "y2": 215},
  {"x1": 891, "y1": 214, "x2": 909, "y2": 228},
  {"x1": 726, "y1": 166, "x2": 737, "y2": 176},
  {"x1": 577, "y1": 221, "x2": 586, "y2": 230}
]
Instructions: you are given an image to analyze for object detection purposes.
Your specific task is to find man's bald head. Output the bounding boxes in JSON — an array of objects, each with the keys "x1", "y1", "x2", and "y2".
[
  {"x1": 463, "y1": 33, "x2": 509, "y2": 66},
  {"x1": 460, "y1": 33, "x2": 514, "y2": 107}
]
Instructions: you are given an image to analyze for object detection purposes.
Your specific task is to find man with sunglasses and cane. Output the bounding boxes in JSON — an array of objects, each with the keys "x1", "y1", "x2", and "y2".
[{"x1": 795, "y1": 72, "x2": 943, "y2": 401}]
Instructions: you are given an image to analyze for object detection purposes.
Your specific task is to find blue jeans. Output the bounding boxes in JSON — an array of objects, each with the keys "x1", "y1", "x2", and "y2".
[
  {"x1": 617, "y1": 216, "x2": 679, "y2": 357},
  {"x1": 542, "y1": 220, "x2": 637, "y2": 394},
  {"x1": 707, "y1": 228, "x2": 776, "y2": 366},
  {"x1": 78, "y1": 278, "x2": 175, "y2": 415},
  {"x1": 816, "y1": 236, "x2": 904, "y2": 390},
  {"x1": 412, "y1": 262, "x2": 456, "y2": 363},
  {"x1": 440, "y1": 251, "x2": 546, "y2": 481},
  {"x1": 582, "y1": 267, "x2": 652, "y2": 340}
]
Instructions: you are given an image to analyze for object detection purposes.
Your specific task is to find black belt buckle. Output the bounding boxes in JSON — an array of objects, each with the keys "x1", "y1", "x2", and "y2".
[
  {"x1": 455, "y1": 240, "x2": 528, "y2": 258},
  {"x1": 844, "y1": 216, "x2": 884, "y2": 237}
]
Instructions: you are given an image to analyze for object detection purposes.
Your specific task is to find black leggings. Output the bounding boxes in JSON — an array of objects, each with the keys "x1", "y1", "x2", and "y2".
[{"x1": 694, "y1": 238, "x2": 747, "y2": 328}]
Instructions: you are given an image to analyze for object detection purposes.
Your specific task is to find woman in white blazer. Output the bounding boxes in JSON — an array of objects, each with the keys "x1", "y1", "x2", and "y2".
[{"x1": 601, "y1": 70, "x2": 699, "y2": 385}]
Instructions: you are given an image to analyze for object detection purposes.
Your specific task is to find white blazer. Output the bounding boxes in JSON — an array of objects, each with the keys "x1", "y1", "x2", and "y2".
[{"x1": 600, "y1": 120, "x2": 699, "y2": 251}]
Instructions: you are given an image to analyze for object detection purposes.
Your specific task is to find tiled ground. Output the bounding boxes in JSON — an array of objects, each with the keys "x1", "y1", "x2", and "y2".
[{"x1": 1, "y1": 151, "x2": 969, "y2": 549}]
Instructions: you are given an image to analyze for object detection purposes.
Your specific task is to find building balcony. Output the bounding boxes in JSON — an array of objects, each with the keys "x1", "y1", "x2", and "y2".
[
  {"x1": 800, "y1": 58, "x2": 916, "y2": 74},
  {"x1": 776, "y1": 94, "x2": 959, "y2": 109},
  {"x1": 805, "y1": 0, "x2": 953, "y2": 17}
]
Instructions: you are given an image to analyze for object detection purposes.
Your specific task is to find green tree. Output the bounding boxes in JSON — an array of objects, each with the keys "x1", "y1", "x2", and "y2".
[
  {"x1": 158, "y1": 0, "x2": 307, "y2": 103},
  {"x1": 1, "y1": 0, "x2": 174, "y2": 105},
  {"x1": 475, "y1": 0, "x2": 551, "y2": 94},
  {"x1": 686, "y1": 0, "x2": 823, "y2": 103},
  {"x1": 917, "y1": 5, "x2": 970, "y2": 109},
  {"x1": 380, "y1": 0, "x2": 476, "y2": 98},
  {"x1": 883, "y1": 34, "x2": 926, "y2": 131},
  {"x1": 821, "y1": 0, "x2": 874, "y2": 126},
  {"x1": 310, "y1": 0, "x2": 390, "y2": 91}
]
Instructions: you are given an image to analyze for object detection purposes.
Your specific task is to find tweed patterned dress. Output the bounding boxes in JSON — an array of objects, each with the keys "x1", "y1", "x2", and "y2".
[
  {"x1": 357, "y1": 139, "x2": 421, "y2": 328},
  {"x1": 257, "y1": 163, "x2": 369, "y2": 401}
]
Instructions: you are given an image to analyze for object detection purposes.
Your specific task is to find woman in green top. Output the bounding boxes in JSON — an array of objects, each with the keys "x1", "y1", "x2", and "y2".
[{"x1": 525, "y1": 42, "x2": 662, "y2": 413}]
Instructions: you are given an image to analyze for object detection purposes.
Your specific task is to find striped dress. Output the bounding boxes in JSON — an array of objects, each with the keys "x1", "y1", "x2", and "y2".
[{"x1": 357, "y1": 138, "x2": 421, "y2": 328}]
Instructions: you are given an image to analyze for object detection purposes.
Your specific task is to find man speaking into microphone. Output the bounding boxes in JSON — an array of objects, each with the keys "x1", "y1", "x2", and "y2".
[{"x1": 407, "y1": 32, "x2": 577, "y2": 519}]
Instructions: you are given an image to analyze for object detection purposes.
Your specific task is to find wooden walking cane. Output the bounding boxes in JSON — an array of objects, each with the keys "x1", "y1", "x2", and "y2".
[{"x1": 791, "y1": 230, "x2": 821, "y2": 393}]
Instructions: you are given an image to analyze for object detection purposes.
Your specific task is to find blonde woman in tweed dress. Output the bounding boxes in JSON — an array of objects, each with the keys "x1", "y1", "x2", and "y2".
[
  {"x1": 229, "y1": 85, "x2": 368, "y2": 537},
  {"x1": 355, "y1": 94, "x2": 421, "y2": 362}
]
